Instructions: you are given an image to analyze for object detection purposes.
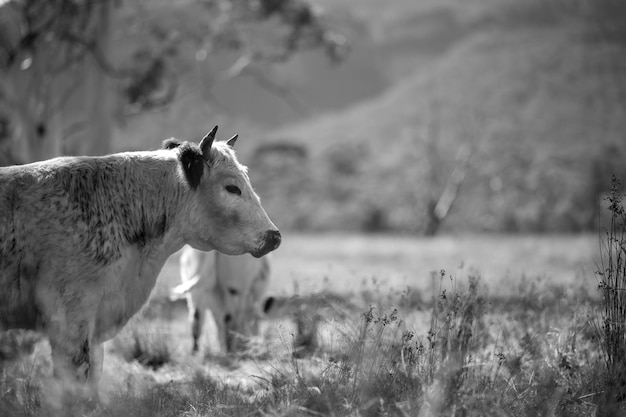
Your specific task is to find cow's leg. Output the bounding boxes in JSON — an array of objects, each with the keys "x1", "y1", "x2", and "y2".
[
  {"x1": 226, "y1": 296, "x2": 251, "y2": 353},
  {"x1": 185, "y1": 293, "x2": 205, "y2": 354},
  {"x1": 88, "y1": 342, "x2": 104, "y2": 395},
  {"x1": 190, "y1": 307, "x2": 205, "y2": 354},
  {"x1": 205, "y1": 288, "x2": 229, "y2": 354},
  {"x1": 224, "y1": 312, "x2": 235, "y2": 352},
  {"x1": 48, "y1": 323, "x2": 91, "y2": 381},
  {"x1": 46, "y1": 323, "x2": 97, "y2": 411},
  {"x1": 37, "y1": 285, "x2": 100, "y2": 408},
  {"x1": 248, "y1": 268, "x2": 271, "y2": 337}
]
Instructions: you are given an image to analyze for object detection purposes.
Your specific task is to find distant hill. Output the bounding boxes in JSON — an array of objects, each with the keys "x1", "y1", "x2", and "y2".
[{"x1": 247, "y1": 1, "x2": 626, "y2": 233}]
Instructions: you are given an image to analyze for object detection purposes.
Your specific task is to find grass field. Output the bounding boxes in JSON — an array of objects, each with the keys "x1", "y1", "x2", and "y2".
[
  {"x1": 1, "y1": 232, "x2": 613, "y2": 416},
  {"x1": 153, "y1": 232, "x2": 599, "y2": 299}
]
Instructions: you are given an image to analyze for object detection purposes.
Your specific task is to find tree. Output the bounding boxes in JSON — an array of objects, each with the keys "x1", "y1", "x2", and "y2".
[
  {"x1": 0, "y1": 0, "x2": 347, "y2": 163},
  {"x1": 0, "y1": 0, "x2": 115, "y2": 161}
]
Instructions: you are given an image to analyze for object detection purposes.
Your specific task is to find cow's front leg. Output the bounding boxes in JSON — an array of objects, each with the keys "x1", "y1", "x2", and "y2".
[
  {"x1": 88, "y1": 342, "x2": 104, "y2": 395},
  {"x1": 47, "y1": 338, "x2": 102, "y2": 414},
  {"x1": 47, "y1": 319, "x2": 99, "y2": 401},
  {"x1": 38, "y1": 287, "x2": 97, "y2": 384},
  {"x1": 49, "y1": 334, "x2": 89, "y2": 380}
]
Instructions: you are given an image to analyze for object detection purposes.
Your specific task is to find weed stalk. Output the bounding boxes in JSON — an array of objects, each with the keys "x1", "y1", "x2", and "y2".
[{"x1": 597, "y1": 175, "x2": 626, "y2": 405}]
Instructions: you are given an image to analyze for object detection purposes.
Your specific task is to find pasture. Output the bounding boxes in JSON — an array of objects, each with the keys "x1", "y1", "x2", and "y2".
[{"x1": 1, "y1": 232, "x2": 609, "y2": 416}]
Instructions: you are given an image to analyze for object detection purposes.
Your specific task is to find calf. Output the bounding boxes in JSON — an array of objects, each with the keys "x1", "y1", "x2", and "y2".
[
  {"x1": 172, "y1": 246, "x2": 272, "y2": 354},
  {"x1": 0, "y1": 126, "x2": 280, "y2": 394}
]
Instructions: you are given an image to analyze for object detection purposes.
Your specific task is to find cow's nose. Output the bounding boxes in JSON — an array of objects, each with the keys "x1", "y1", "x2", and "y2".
[
  {"x1": 266, "y1": 230, "x2": 281, "y2": 251},
  {"x1": 253, "y1": 230, "x2": 282, "y2": 258}
]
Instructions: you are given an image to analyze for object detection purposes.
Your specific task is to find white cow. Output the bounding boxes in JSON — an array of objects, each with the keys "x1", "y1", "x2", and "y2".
[
  {"x1": 172, "y1": 246, "x2": 272, "y2": 354},
  {"x1": 0, "y1": 126, "x2": 280, "y2": 396}
]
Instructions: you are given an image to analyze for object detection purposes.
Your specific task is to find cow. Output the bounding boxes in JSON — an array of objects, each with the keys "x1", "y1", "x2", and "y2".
[
  {"x1": 171, "y1": 246, "x2": 273, "y2": 354},
  {"x1": 0, "y1": 126, "x2": 280, "y2": 397}
]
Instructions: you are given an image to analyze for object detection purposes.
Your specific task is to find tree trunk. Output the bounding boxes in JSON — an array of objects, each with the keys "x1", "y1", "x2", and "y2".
[{"x1": 77, "y1": 1, "x2": 114, "y2": 156}]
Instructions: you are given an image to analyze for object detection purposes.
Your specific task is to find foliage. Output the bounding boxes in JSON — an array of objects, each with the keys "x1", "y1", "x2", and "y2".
[
  {"x1": 0, "y1": 0, "x2": 347, "y2": 162},
  {"x1": 0, "y1": 0, "x2": 344, "y2": 97}
]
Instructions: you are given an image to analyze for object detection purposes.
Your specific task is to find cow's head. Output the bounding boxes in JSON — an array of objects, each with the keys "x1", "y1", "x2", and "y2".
[{"x1": 165, "y1": 126, "x2": 280, "y2": 257}]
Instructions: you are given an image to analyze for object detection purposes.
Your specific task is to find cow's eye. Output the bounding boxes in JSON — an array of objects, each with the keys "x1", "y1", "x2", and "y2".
[{"x1": 225, "y1": 185, "x2": 241, "y2": 196}]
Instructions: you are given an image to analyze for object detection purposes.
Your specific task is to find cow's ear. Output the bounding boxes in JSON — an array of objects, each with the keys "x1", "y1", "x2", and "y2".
[
  {"x1": 226, "y1": 134, "x2": 238, "y2": 148},
  {"x1": 162, "y1": 138, "x2": 181, "y2": 149},
  {"x1": 199, "y1": 126, "x2": 218, "y2": 161},
  {"x1": 178, "y1": 143, "x2": 204, "y2": 189}
]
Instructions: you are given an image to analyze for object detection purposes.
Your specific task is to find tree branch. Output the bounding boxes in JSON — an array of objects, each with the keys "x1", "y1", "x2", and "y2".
[{"x1": 222, "y1": 55, "x2": 309, "y2": 116}]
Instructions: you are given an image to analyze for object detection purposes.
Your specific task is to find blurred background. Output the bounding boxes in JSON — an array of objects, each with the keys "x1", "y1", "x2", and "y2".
[{"x1": 1, "y1": 0, "x2": 625, "y2": 236}]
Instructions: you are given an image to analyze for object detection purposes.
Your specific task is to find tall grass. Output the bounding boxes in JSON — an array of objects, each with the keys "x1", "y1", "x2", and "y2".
[
  {"x1": 418, "y1": 271, "x2": 486, "y2": 416},
  {"x1": 253, "y1": 273, "x2": 491, "y2": 416},
  {"x1": 260, "y1": 272, "x2": 604, "y2": 416},
  {"x1": 0, "y1": 276, "x2": 606, "y2": 416},
  {"x1": 597, "y1": 175, "x2": 626, "y2": 410}
]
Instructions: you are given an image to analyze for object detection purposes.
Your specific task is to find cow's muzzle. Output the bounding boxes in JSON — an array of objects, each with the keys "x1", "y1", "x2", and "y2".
[{"x1": 253, "y1": 230, "x2": 281, "y2": 258}]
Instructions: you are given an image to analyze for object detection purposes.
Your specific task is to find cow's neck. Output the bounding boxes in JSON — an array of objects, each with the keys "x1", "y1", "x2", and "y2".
[{"x1": 94, "y1": 229, "x2": 184, "y2": 343}]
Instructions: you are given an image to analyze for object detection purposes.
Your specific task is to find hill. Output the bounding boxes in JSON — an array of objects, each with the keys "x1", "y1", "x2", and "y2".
[{"x1": 247, "y1": 1, "x2": 626, "y2": 233}]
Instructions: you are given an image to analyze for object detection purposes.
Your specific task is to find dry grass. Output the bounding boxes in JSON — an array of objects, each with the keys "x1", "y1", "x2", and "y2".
[{"x1": 0, "y1": 272, "x2": 611, "y2": 416}]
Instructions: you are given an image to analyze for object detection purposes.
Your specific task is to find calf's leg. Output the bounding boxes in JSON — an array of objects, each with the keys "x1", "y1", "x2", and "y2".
[{"x1": 191, "y1": 307, "x2": 205, "y2": 354}]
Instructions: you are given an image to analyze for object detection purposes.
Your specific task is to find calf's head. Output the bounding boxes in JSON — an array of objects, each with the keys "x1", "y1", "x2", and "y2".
[{"x1": 165, "y1": 126, "x2": 280, "y2": 257}]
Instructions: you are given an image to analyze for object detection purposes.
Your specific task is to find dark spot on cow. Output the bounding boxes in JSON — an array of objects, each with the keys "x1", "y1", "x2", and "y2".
[
  {"x1": 178, "y1": 143, "x2": 204, "y2": 189},
  {"x1": 36, "y1": 123, "x2": 46, "y2": 138},
  {"x1": 0, "y1": 302, "x2": 42, "y2": 330},
  {"x1": 0, "y1": 254, "x2": 44, "y2": 330},
  {"x1": 128, "y1": 229, "x2": 146, "y2": 247},
  {"x1": 127, "y1": 212, "x2": 167, "y2": 248},
  {"x1": 71, "y1": 339, "x2": 90, "y2": 378},
  {"x1": 263, "y1": 296, "x2": 275, "y2": 314}
]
